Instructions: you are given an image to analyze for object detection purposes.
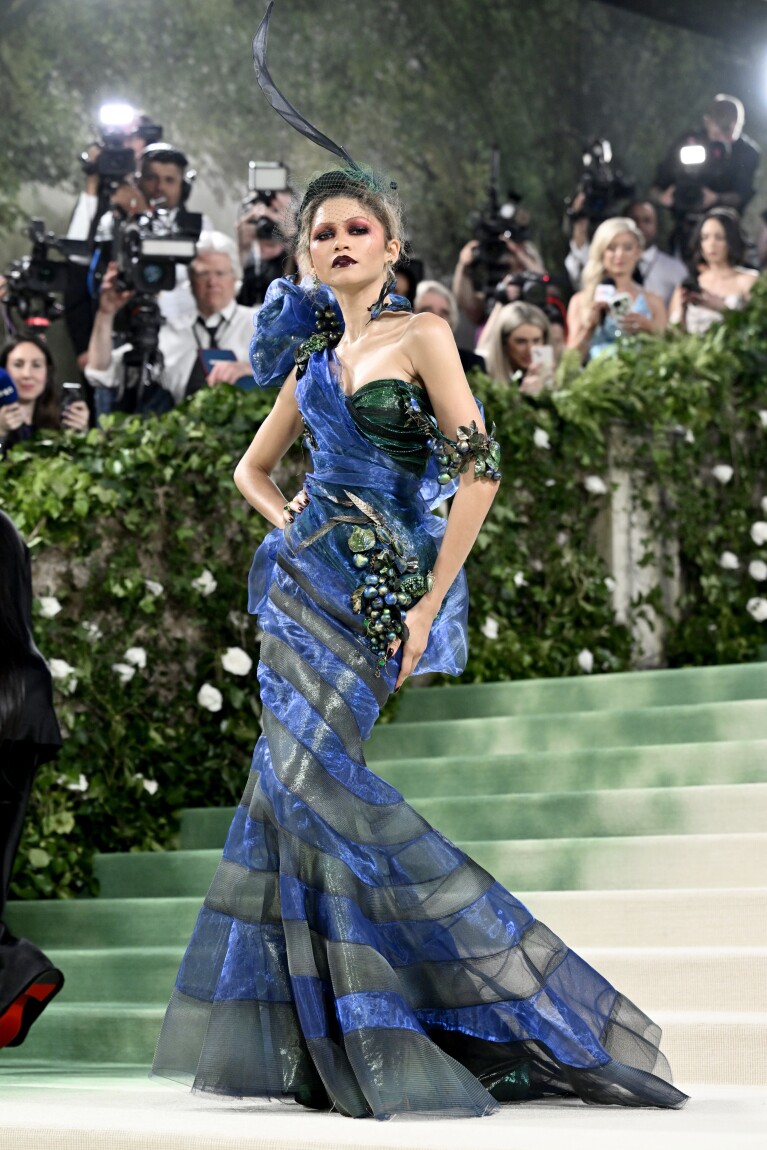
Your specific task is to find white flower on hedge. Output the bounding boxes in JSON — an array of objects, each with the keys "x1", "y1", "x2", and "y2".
[
  {"x1": 711, "y1": 464, "x2": 734, "y2": 485},
  {"x1": 513, "y1": 571, "x2": 527, "y2": 588},
  {"x1": 759, "y1": 411, "x2": 767, "y2": 428},
  {"x1": 39, "y1": 596, "x2": 62, "y2": 618},
  {"x1": 719, "y1": 551, "x2": 740, "y2": 571},
  {"x1": 66, "y1": 774, "x2": 89, "y2": 793},
  {"x1": 192, "y1": 569, "x2": 217, "y2": 597},
  {"x1": 748, "y1": 560, "x2": 767, "y2": 581},
  {"x1": 761, "y1": 496, "x2": 767, "y2": 515},
  {"x1": 82, "y1": 621, "x2": 103, "y2": 642},
  {"x1": 544, "y1": 478, "x2": 556, "y2": 487},
  {"x1": 144, "y1": 579, "x2": 164, "y2": 597},
  {"x1": 221, "y1": 647, "x2": 253, "y2": 676},
  {"x1": 584, "y1": 475, "x2": 608, "y2": 495},
  {"x1": 49, "y1": 657, "x2": 78, "y2": 694},
  {"x1": 112, "y1": 662, "x2": 136, "y2": 684},
  {"x1": 746, "y1": 597, "x2": 767, "y2": 622},
  {"x1": 124, "y1": 646, "x2": 147, "y2": 670},
  {"x1": 197, "y1": 683, "x2": 223, "y2": 712},
  {"x1": 481, "y1": 616, "x2": 499, "y2": 641},
  {"x1": 751, "y1": 522, "x2": 767, "y2": 546},
  {"x1": 577, "y1": 649, "x2": 594, "y2": 673},
  {"x1": 604, "y1": 576, "x2": 617, "y2": 593},
  {"x1": 142, "y1": 778, "x2": 159, "y2": 796},
  {"x1": 684, "y1": 429, "x2": 695, "y2": 444},
  {"x1": 533, "y1": 427, "x2": 550, "y2": 450}
]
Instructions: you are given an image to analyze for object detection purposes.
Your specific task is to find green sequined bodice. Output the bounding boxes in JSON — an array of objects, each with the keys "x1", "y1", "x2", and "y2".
[{"x1": 345, "y1": 379, "x2": 433, "y2": 474}]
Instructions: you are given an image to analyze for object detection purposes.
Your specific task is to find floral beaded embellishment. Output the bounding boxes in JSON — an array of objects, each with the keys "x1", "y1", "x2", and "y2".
[
  {"x1": 294, "y1": 304, "x2": 342, "y2": 379},
  {"x1": 344, "y1": 491, "x2": 432, "y2": 675},
  {"x1": 406, "y1": 398, "x2": 502, "y2": 484}
]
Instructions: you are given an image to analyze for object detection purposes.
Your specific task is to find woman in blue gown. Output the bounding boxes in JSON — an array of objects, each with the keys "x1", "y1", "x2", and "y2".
[{"x1": 150, "y1": 5, "x2": 687, "y2": 1119}]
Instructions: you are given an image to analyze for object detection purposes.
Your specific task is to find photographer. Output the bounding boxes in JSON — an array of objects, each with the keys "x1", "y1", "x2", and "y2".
[
  {"x1": 0, "y1": 335, "x2": 89, "y2": 457},
  {"x1": 452, "y1": 234, "x2": 546, "y2": 329},
  {"x1": 567, "y1": 217, "x2": 666, "y2": 363},
  {"x1": 66, "y1": 108, "x2": 161, "y2": 244},
  {"x1": 564, "y1": 139, "x2": 636, "y2": 291},
  {"x1": 653, "y1": 95, "x2": 761, "y2": 257},
  {"x1": 95, "y1": 143, "x2": 213, "y2": 322},
  {"x1": 669, "y1": 208, "x2": 757, "y2": 335},
  {"x1": 65, "y1": 108, "x2": 163, "y2": 369},
  {"x1": 236, "y1": 186, "x2": 296, "y2": 308},
  {"x1": 85, "y1": 232, "x2": 257, "y2": 415}
]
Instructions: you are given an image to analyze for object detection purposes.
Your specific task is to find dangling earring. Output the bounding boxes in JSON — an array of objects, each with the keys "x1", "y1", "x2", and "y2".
[{"x1": 368, "y1": 260, "x2": 396, "y2": 321}]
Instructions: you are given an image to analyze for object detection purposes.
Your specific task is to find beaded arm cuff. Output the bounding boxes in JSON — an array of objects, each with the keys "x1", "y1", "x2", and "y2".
[{"x1": 406, "y1": 397, "x2": 502, "y2": 484}]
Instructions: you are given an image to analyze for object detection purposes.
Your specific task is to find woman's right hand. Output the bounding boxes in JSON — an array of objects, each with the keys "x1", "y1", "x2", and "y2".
[
  {"x1": 0, "y1": 402, "x2": 24, "y2": 436},
  {"x1": 586, "y1": 299, "x2": 609, "y2": 333},
  {"x1": 98, "y1": 261, "x2": 133, "y2": 316},
  {"x1": 282, "y1": 488, "x2": 310, "y2": 525},
  {"x1": 456, "y1": 240, "x2": 479, "y2": 270}
]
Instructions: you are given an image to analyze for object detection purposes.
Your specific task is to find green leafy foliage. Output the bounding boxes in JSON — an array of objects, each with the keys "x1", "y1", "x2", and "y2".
[
  {"x1": 4, "y1": 287, "x2": 767, "y2": 898},
  {"x1": 2, "y1": 386, "x2": 304, "y2": 899}
]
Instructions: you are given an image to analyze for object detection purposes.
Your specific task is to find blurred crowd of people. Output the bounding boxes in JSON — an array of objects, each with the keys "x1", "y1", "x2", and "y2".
[{"x1": 0, "y1": 93, "x2": 764, "y2": 458}]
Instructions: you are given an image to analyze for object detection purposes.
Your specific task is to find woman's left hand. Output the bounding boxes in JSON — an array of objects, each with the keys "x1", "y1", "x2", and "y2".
[
  {"x1": 62, "y1": 401, "x2": 90, "y2": 432},
  {"x1": 618, "y1": 312, "x2": 654, "y2": 335},
  {"x1": 392, "y1": 594, "x2": 439, "y2": 691}
]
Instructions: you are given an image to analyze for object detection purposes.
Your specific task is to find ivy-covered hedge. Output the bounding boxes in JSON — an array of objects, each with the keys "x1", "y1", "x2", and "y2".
[{"x1": 3, "y1": 282, "x2": 767, "y2": 899}]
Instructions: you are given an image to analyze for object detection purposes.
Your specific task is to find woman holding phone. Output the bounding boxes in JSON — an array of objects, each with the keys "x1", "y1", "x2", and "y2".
[
  {"x1": 477, "y1": 301, "x2": 554, "y2": 394},
  {"x1": 566, "y1": 217, "x2": 666, "y2": 362},
  {"x1": 0, "y1": 334, "x2": 89, "y2": 455}
]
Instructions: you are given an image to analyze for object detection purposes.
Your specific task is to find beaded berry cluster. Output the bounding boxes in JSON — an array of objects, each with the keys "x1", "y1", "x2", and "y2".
[
  {"x1": 346, "y1": 506, "x2": 433, "y2": 676},
  {"x1": 294, "y1": 304, "x2": 342, "y2": 380}
]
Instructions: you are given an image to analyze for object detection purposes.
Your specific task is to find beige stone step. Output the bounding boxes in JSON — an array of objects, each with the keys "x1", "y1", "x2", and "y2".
[
  {"x1": 518, "y1": 888, "x2": 767, "y2": 947},
  {"x1": 657, "y1": 1011, "x2": 767, "y2": 1087},
  {"x1": 579, "y1": 947, "x2": 767, "y2": 1012}
]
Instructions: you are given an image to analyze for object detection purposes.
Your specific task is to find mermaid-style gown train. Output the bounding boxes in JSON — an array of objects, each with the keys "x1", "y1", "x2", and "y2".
[{"x1": 151, "y1": 280, "x2": 687, "y2": 1118}]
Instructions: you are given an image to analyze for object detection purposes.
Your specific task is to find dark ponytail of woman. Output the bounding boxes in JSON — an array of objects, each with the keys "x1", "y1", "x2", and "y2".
[{"x1": 0, "y1": 511, "x2": 33, "y2": 741}]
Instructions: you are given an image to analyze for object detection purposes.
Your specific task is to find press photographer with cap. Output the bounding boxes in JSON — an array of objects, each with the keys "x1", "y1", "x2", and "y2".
[
  {"x1": 95, "y1": 142, "x2": 214, "y2": 322},
  {"x1": 85, "y1": 231, "x2": 257, "y2": 415}
]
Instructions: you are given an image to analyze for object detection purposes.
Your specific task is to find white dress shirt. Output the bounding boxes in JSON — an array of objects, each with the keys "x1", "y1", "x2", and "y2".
[
  {"x1": 638, "y1": 246, "x2": 688, "y2": 308},
  {"x1": 85, "y1": 299, "x2": 258, "y2": 406}
]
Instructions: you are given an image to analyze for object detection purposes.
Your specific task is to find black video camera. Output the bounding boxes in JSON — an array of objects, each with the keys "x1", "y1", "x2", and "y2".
[
  {"x1": 565, "y1": 138, "x2": 635, "y2": 225},
  {"x1": 672, "y1": 135, "x2": 727, "y2": 218},
  {"x1": 4, "y1": 219, "x2": 89, "y2": 324},
  {"x1": 80, "y1": 105, "x2": 163, "y2": 187},
  {"x1": 468, "y1": 146, "x2": 533, "y2": 301},
  {"x1": 497, "y1": 272, "x2": 550, "y2": 308},
  {"x1": 114, "y1": 209, "x2": 202, "y2": 295}
]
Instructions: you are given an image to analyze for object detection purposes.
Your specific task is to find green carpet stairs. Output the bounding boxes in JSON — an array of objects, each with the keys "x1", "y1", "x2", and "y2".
[{"x1": 4, "y1": 662, "x2": 767, "y2": 1087}]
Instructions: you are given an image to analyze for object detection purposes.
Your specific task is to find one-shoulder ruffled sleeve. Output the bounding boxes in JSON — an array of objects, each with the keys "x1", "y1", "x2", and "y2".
[{"x1": 249, "y1": 276, "x2": 342, "y2": 389}]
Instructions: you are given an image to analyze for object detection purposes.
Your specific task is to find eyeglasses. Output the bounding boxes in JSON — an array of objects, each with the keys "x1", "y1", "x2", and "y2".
[{"x1": 191, "y1": 269, "x2": 234, "y2": 280}]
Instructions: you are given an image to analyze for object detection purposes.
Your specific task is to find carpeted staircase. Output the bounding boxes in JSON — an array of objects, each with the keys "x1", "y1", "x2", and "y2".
[{"x1": 4, "y1": 662, "x2": 767, "y2": 1087}]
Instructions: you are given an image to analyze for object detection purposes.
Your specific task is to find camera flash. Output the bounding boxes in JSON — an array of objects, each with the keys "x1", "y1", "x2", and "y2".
[
  {"x1": 680, "y1": 144, "x2": 706, "y2": 166},
  {"x1": 99, "y1": 102, "x2": 137, "y2": 128}
]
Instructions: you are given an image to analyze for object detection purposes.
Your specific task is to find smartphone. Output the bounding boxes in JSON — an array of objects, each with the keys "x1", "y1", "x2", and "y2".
[
  {"x1": 530, "y1": 346, "x2": 554, "y2": 371},
  {"x1": 610, "y1": 293, "x2": 633, "y2": 317},
  {"x1": 61, "y1": 381, "x2": 85, "y2": 411}
]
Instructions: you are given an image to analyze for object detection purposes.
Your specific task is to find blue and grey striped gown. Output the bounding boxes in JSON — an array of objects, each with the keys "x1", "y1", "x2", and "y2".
[{"x1": 151, "y1": 279, "x2": 687, "y2": 1118}]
